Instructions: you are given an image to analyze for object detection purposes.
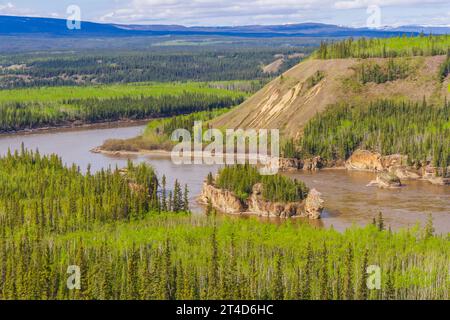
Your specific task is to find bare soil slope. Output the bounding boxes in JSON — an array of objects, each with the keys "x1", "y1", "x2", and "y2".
[{"x1": 212, "y1": 56, "x2": 450, "y2": 138}]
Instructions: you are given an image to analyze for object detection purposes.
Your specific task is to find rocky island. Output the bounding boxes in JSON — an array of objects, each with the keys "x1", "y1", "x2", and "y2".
[
  {"x1": 199, "y1": 165, "x2": 324, "y2": 219},
  {"x1": 277, "y1": 149, "x2": 449, "y2": 187},
  {"x1": 346, "y1": 149, "x2": 450, "y2": 186}
]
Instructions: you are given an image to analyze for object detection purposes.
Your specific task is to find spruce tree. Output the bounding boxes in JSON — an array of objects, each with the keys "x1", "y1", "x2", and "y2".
[
  {"x1": 343, "y1": 244, "x2": 354, "y2": 300},
  {"x1": 319, "y1": 243, "x2": 330, "y2": 300},
  {"x1": 161, "y1": 175, "x2": 167, "y2": 212},
  {"x1": 377, "y1": 212, "x2": 385, "y2": 231},
  {"x1": 183, "y1": 184, "x2": 190, "y2": 213},
  {"x1": 357, "y1": 249, "x2": 369, "y2": 300}
]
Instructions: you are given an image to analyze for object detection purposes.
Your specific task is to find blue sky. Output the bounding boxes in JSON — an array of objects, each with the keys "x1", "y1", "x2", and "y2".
[{"x1": 0, "y1": 0, "x2": 449, "y2": 27}]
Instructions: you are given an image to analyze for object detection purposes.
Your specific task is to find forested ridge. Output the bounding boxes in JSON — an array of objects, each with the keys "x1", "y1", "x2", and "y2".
[
  {"x1": 0, "y1": 85, "x2": 245, "y2": 132},
  {"x1": 315, "y1": 35, "x2": 450, "y2": 59},
  {"x1": 0, "y1": 47, "x2": 310, "y2": 89}
]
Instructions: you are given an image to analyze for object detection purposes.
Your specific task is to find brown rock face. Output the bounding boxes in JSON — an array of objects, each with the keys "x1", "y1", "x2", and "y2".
[
  {"x1": 389, "y1": 166, "x2": 421, "y2": 180},
  {"x1": 303, "y1": 157, "x2": 323, "y2": 171},
  {"x1": 199, "y1": 183, "x2": 245, "y2": 214},
  {"x1": 381, "y1": 154, "x2": 408, "y2": 168},
  {"x1": 279, "y1": 158, "x2": 302, "y2": 171},
  {"x1": 346, "y1": 150, "x2": 384, "y2": 171},
  {"x1": 247, "y1": 184, "x2": 302, "y2": 218}
]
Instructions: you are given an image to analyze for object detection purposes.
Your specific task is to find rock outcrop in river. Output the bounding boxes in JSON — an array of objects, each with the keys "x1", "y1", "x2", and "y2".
[
  {"x1": 200, "y1": 183, "x2": 245, "y2": 214},
  {"x1": 344, "y1": 149, "x2": 449, "y2": 186},
  {"x1": 279, "y1": 156, "x2": 343, "y2": 171},
  {"x1": 304, "y1": 189, "x2": 325, "y2": 219},
  {"x1": 367, "y1": 172, "x2": 402, "y2": 189},
  {"x1": 345, "y1": 149, "x2": 385, "y2": 171},
  {"x1": 199, "y1": 182, "x2": 323, "y2": 219},
  {"x1": 278, "y1": 149, "x2": 449, "y2": 187},
  {"x1": 247, "y1": 183, "x2": 302, "y2": 218}
]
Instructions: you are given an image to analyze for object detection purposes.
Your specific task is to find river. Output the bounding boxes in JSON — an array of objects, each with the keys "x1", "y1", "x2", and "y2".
[{"x1": 0, "y1": 124, "x2": 448, "y2": 234}]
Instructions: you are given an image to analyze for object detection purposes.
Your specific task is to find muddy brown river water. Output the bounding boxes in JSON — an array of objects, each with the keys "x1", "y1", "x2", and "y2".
[{"x1": 0, "y1": 124, "x2": 448, "y2": 234}]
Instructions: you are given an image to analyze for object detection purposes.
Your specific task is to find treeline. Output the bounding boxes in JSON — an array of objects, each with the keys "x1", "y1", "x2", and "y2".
[
  {"x1": 354, "y1": 59, "x2": 410, "y2": 84},
  {"x1": 0, "y1": 93, "x2": 244, "y2": 132},
  {"x1": 0, "y1": 48, "x2": 310, "y2": 89},
  {"x1": 439, "y1": 50, "x2": 450, "y2": 82},
  {"x1": 214, "y1": 165, "x2": 309, "y2": 202},
  {"x1": 315, "y1": 35, "x2": 450, "y2": 59},
  {"x1": 299, "y1": 100, "x2": 449, "y2": 174},
  {"x1": 207, "y1": 80, "x2": 267, "y2": 94}
]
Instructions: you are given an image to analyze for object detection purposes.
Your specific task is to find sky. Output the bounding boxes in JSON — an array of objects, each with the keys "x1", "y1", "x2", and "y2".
[{"x1": 0, "y1": 0, "x2": 449, "y2": 27}]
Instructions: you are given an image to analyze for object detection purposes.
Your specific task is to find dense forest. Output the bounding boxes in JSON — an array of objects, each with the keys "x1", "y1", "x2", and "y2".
[
  {"x1": 315, "y1": 35, "x2": 450, "y2": 59},
  {"x1": 298, "y1": 100, "x2": 449, "y2": 174},
  {"x1": 0, "y1": 149, "x2": 189, "y2": 235},
  {"x1": 214, "y1": 165, "x2": 309, "y2": 202},
  {"x1": 0, "y1": 47, "x2": 310, "y2": 89},
  {"x1": 0, "y1": 149, "x2": 447, "y2": 300},
  {"x1": 0, "y1": 87, "x2": 244, "y2": 132}
]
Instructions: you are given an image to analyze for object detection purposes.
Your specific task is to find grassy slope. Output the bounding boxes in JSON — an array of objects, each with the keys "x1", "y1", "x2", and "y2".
[{"x1": 211, "y1": 55, "x2": 450, "y2": 139}]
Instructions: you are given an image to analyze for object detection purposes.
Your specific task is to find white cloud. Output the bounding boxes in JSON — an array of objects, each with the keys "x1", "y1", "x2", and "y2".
[
  {"x1": 95, "y1": 0, "x2": 450, "y2": 26},
  {"x1": 100, "y1": 0, "x2": 332, "y2": 25},
  {"x1": 334, "y1": 0, "x2": 448, "y2": 10},
  {"x1": 1, "y1": 0, "x2": 449, "y2": 27},
  {"x1": 0, "y1": 2, "x2": 14, "y2": 12}
]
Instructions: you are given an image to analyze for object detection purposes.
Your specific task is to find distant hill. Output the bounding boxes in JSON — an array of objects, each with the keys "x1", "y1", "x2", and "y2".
[
  {"x1": 115, "y1": 22, "x2": 407, "y2": 37},
  {"x1": 211, "y1": 38, "x2": 450, "y2": 138},
  {"x1": 0, "y1": 15, "x2": 420, "y2": 38},
  {"x1": 0, "y1": 15, "x2": 129, "y2": 36}
]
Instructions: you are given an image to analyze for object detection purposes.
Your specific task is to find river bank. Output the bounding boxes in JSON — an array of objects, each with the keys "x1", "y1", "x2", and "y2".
[
  {"x1": 92, "y1": 144, "x2": 450, "y2": 187},
  {"x1": 91, "y1": 146, "x2": 172, "y2": 157},
  {"x1": 0, "y1": 118, "x2": 155, "y2": 137}
]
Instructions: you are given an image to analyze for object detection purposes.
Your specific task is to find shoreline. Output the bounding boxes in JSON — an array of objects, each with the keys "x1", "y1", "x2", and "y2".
[
  {"x1": 91, "y1": 147, "x2": 349, "y2": 168},
  {"x1": 90, "y1": 147, "x2": 357, "y2": 173},
  {"x1": 92, "y1": 146, "x2": 449, "y2": 186},
  {"x1": 91, "y1": 147, "x2": 174, "y2": 157}
]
